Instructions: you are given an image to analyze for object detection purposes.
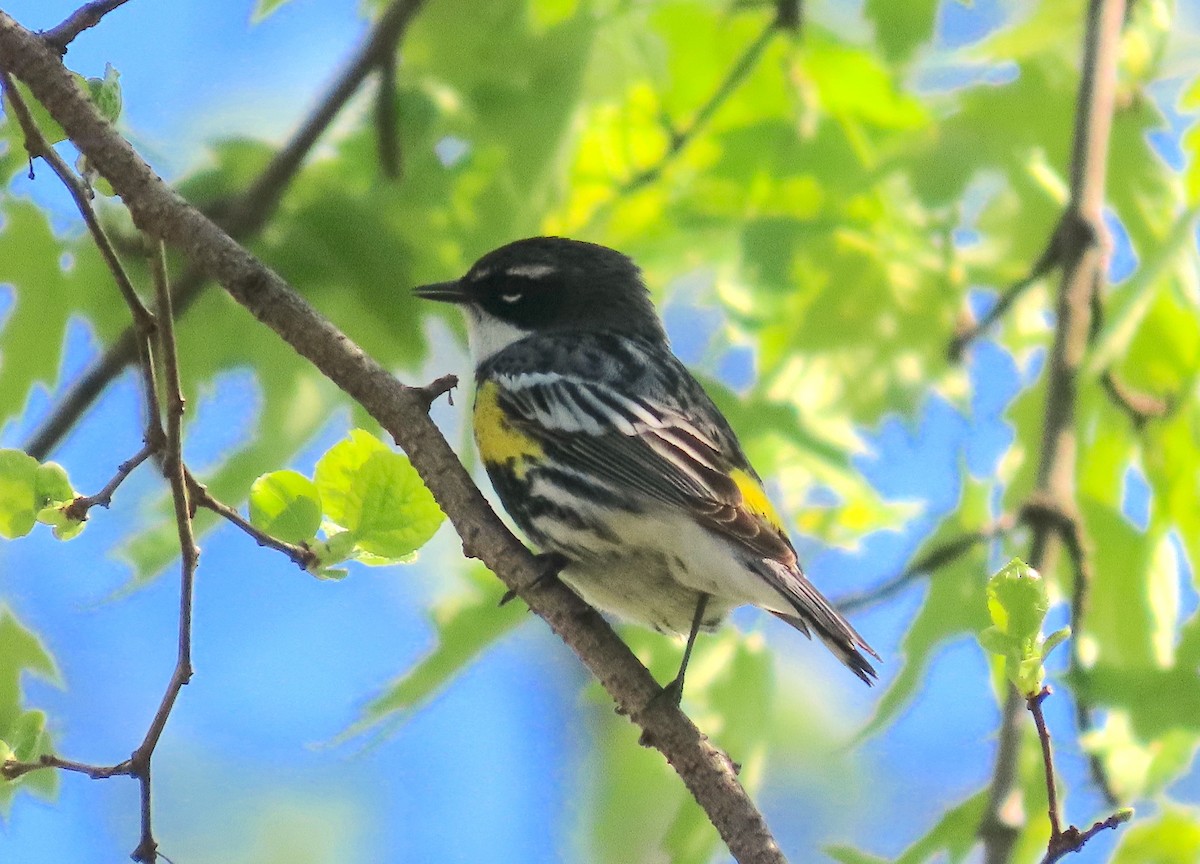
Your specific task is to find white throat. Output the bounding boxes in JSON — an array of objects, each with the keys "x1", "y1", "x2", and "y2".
[{"x1": 465, "y1": 307, "x2": 530, "y2": 363}]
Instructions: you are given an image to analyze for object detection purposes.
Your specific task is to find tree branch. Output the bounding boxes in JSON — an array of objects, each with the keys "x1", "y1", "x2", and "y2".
[
  {"x1": 950, "y1": 225, "x2": 1064, "y2": 360},
  {"x1": 622, "y1": 17, "x2": 782, "y2": 193},
  {"x1": 22, "y1": 0, "x2": 428, "y2": 461},
  {"x1": 979, "y1": 1, "x2": 1128, "y2": 861},
  {"x1": 185, "y1": 467, "x2": 317, "y2": 571},
  {"x1": 836, "y1": 515, "x2": 1015, "y2": 614},
  {"x1": 1026, "y1": 687, "x2": 1129, "y2": 863},
  {"x1": 0, "y1": 13, "x2": 787, "y2": 864},
  {"x1": 40, "y1": 0, "x2": 133, "y2": 55},
  {"x1": 1099, "y1": 369, "x2": 1171, "y2": 428}
]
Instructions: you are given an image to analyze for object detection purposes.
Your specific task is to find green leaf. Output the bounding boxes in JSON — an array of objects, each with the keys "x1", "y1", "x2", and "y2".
[
  {"x1": 1, "y1": 80, "x2": 66, "y2": 145},
  {"x1": 343, "y1": 566, "x2": 524, "y2": 737},
  {"x1": 249, "y1": 469, "x2": 321, "y2": 544},
  {"x1": 0, "y1": 449, "x2": 40, "y2": 539},
  {"x1": 864, "y1": 0, "x2": 939, "y2": 65},
  {"x1": 1113, "y1": 806, "x2": 1200, "y2": 863},
  {"x1": 896, "y1": 792, "x2": 987, "y2": 864},
  {"x1": 981, "y1": 558, "x2": 1058, "y2": 696},
  {"x1": 251, "y1": 0, "x2": 293, "y2": 22},
  {"x1": 985, "y1": 558, "x2": 1047, "y2": 646},
  {"x1": 85, "y1": 63, "x2": 122, "y2": 124},
  {"x1": 314, "y1": 430, "x2": 444, "y2": 562},
  {"x1": 826, "y1": 847, "x2": 887, "y2": 864}
]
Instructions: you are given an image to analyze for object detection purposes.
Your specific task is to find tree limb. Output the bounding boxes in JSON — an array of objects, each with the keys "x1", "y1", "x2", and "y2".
[
  {"x1": 0, "y1": 13, "x2": 787, "y2": 864},
  {"x1": 836, "y1": 515, "x2": 1015, "y2": 615},
  {"x1": 979, "y1": 1, "x2": 1128, "y2": 861},
  {"x1": 40, "y1": 0, "x2": 133, "y2": 55},
  {"x1": 22, "y1": 0, "x2": 428, "y2": 460}
]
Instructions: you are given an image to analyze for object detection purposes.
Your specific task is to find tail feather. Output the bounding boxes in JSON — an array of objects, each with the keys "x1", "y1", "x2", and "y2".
[{"x1": 762, "y1": 559, "x2": 879, "y2": 686}]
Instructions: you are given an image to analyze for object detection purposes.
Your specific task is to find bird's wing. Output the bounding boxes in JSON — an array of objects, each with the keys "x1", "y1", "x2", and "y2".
[
  {"x1": 489, "y1": 366, "x2": 879, "y2": 682},
  {"x1": 489, "y1": 370, "x2": 796, "y2": 565}
]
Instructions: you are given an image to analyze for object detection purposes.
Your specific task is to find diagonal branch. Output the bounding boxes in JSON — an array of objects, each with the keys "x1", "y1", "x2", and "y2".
[
  {"x1": 950, "y1": 226, "x2": 1064, "y2": 360},
  {"x1": 40, "y1": 0, "x2": 133, "y2": 55},
  {"x1": 836, "y1": 515, "x2": 1015, "y2": 614},
  {"x1": 621, "y1": 16, "x2": 783, "y2": 193},
  {"x1": 0, "y1": 13, "x2": 787, "y2": 864},
  {"x1": 22, "y1": 0, "x2": 428, "y2": 461},
  {"x1": 978, "y1": 1, "x2": 1129, "y2": 861}
]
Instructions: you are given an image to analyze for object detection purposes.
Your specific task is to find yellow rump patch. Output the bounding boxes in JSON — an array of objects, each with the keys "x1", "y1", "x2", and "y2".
[
  {"x1": 474, "y1": 381, "x2": 543, "y2": 474},
  {"x1": 730, "y1": 468, "x2": 787, "y2": 533}
]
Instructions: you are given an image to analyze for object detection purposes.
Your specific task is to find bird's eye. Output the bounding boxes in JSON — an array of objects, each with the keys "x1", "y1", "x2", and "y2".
[{"x1": 500, "y1": 293, "x2": 523, "y2": 304}]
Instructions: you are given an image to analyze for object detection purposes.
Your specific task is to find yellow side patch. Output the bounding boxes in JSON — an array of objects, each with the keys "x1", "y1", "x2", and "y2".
[
  {"x1": 730, "y1": 468, "x2": 787, "y2": 533},
  {"x1": 474, "y1": 380, "x2": 543, "y2": 474}
]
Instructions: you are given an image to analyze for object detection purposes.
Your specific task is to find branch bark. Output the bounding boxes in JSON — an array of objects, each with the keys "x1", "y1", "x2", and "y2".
[
  {"x1": 978, "y1": 1, "x2": 1127, "y2": 861},
  {"x1": 22, "y1": 0, "x2": 428, "y2": 460},
  {"x1": 0, "y1": 13, "x2": 787, "y2": 864}
]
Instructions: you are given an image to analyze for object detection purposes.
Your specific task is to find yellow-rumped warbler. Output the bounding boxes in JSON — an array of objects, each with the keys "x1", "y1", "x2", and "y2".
[{"x1": 416, "y1": 237, "x2": 877, "y2": 699}]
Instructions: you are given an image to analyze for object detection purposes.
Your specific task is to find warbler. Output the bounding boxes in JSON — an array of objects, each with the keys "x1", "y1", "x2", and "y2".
[{"x1": 415, "y1": 237, "x2": 877, "y2": 699}]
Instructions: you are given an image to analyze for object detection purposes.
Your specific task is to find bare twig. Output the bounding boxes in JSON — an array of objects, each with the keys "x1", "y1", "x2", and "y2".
[
  {"x1": 1026, "y1": 687, "x2": 1129, "y2": 863},
  {"x1": 40, "y1": 0, "x2": 132, "y2": 54},
  {"x1": 0, "y1": 68, "x2": 153, "y2": 330},
  {"x1": 979, "y1": 0, "x2": 1129, "y2": 861},
  {"x1": 119, "y1": 240, "x2": 198, "y2": 864},
  {"x1": 949, "y1": 222, "x2": 1064, "y2": 360},
  {"x1": 416, "y1": 373, "x2": 458, "y2": 408},
  {"x1": 375, "y1": 50, "x2": 401, "y2": 178},
  {"x1": 1100, "y1": 369, "x2": 1171, "y2": 428},
  {"x1": 185, "y1": 468, "x2": 317, "y2": 571},
  {"x1": 836, "y1": 515, "x2": 1015, "y2": 614},
  {"x1": 62, "y1": 442, "x2": 157, "y2": 520},
  {"x1": 2, "y1": 752, "x2": 131, "y2": 781},
  {"x1": 622, "y1": 18, "x2": 781, "y2": 193},
  {"x1": 0, "y1": 15, "x2": 787, "y2": 860},
  {"x1": 23, "y1": 0, "x2": 429, "y2": 461}
]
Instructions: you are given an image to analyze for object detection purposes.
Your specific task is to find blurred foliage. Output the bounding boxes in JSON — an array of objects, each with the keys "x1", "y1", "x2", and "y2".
[{"x1": 2, "y1": 0, "x2": 1199, "y2": 860}]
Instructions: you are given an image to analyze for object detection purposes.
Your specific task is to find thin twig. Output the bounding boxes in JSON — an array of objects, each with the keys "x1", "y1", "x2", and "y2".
[
  {"x1": 185, "y1": 468, "x2": 317, "y2": 571},
  {"x1": 23, "y1": 0, "x2": 429, "y2": 461},
  {"x1": 62, "y1": 442, "x2": 157, "y2": 520},
  {"x1": 40, "y1": 0, "x2": 132, "y2": 54},
  {"x1": 1036, "y1": 492, "x2": 1118, "y2": 811},
  {"x1": 1027, "y1": 687, "x2": 1129, "y2": 864},
  {"x1": 836, "y1": 516, "x2": 1015, "y2": 614},
  {"x1": 375, "y1": 51, "x2": 401, "y2": 179},
  {"x1": 1100, "y1": 369, "x2": 1171, "y2": 428},
  {"x1": 0, "y1": 68, "x2": 153, "y2": 331},
  {"x1": 949, "y1": 225, "x2": 1064, "y2": 360},
  {"x1": 2, "y1": 752, "x2": 131, "y2": 780},
  {"x1": 1028, "y1": 688, "x2": 1063, "y2": 838},
  {"x1": 123, "y1": 240, "x2": 197, "y2": 864},
  {"x1": 980, "y1": 0, "x2": 1129, "y2": 860},
  {"x1": 621, "y1": 18, "x2": 781, "y2": 193}
]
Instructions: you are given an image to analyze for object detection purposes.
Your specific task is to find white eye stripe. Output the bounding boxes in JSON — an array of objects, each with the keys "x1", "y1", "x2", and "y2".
[
  {"x1": 501, "y1": 293, "x2": 523, "y2": 304},
  {"x1": 504, "y1": 263, "x2": 557, "y2": 280}
]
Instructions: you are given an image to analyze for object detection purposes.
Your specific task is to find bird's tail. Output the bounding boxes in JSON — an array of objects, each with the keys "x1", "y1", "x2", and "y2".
[{"x1": 762, "y1": 560, "x2": 880, "y2": 685}]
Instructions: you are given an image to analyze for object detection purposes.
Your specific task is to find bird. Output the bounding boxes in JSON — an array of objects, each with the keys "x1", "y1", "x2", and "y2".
[{"x1": 414, "y1": 237, "x2": 877, "y2": 701}]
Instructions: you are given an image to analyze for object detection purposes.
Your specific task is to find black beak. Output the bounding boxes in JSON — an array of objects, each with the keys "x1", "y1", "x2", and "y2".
[{"x1": 413, "y1": 280, "x2": 469, "y2": 304}]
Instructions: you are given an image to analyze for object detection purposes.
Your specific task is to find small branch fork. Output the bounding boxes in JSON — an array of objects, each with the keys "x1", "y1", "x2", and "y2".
[
  {"x1": 40, "y1": 0, "x2": 132, "y2": 55},
  {"x1": 23, "y1": 0, "x2": 429, "y2": 462},
  {"x1": 1026, "y1": 687, "x2": 1129, "y2": 864}
]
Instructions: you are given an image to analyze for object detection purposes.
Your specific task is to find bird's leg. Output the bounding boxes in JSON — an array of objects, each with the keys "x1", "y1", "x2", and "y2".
[
  {"x1": 499, "y1": 551, "x2": 570, "y2": 606},
  {"x1": 659, "y1": 593, "x2": 710, "y2": 706}
]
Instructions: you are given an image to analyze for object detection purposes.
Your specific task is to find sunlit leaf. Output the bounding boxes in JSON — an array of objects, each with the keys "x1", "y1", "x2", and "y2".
[{"x1": 249, "y1": 469, "x2": 321, "y2": 545}]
